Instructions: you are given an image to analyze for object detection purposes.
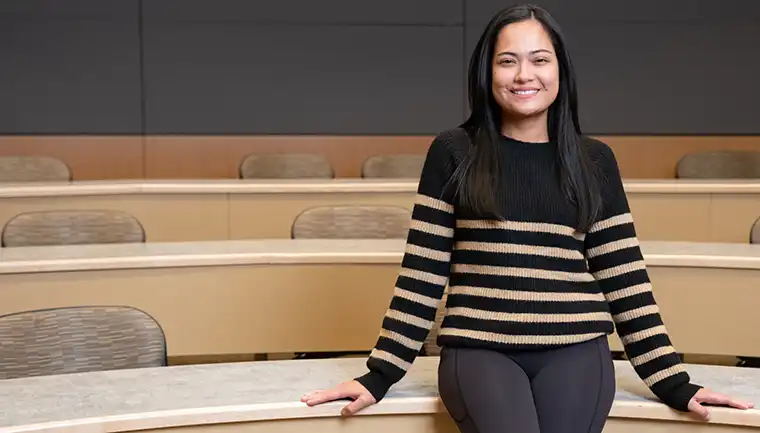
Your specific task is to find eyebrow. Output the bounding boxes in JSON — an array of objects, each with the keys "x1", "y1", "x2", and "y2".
[{"x1": 496, "y1": 49, "x2": 553, "y2": 57}]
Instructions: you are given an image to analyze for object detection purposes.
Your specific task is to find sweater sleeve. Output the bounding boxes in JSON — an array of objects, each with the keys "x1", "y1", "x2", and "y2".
[
  {"x1": 583, "y1": 140, "x2": 702, "y2": 412},
  {"x1": 354, "y1": 131, "x2": 458, "y2": 402}
]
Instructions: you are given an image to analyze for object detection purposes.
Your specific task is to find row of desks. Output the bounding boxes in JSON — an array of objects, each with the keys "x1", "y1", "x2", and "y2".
[
  {"x1": 1, "y1": 239, "x2": 758, "y2": 358},
  {"x1": 2, "y1": 357, "x2": 758, "y2": 432},
  {"x1": 0, "y1": 179, "x2": 759, "y2": 242}
]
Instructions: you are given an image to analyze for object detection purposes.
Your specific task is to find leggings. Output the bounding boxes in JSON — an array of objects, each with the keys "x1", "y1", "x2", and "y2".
[{"x1": 437, "y1": 336, "x2": 616, "y2": 433}]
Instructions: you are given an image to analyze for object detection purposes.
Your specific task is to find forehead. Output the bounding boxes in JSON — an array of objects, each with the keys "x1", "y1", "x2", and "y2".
[{"x1": 494, "y1": 19, "x2": 554, "y2": 53}]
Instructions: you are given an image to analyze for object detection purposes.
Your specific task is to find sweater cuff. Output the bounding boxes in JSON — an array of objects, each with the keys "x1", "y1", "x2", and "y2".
[
  {"x1": 355, "y1": 371, "x2": 393, "y2": 403},
  {"x1": 657, "y1": 382, "x2": 703, "y2": 412}
]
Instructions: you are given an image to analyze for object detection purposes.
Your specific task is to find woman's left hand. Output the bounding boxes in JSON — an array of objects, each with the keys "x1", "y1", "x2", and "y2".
[{"x1": 687, "y1": 387, "x2": 755, "y2": 421}]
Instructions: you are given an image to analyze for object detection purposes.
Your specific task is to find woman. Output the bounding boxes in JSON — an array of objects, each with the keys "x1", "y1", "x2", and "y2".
[{"x1": 302, "y1": 4, "x2": 753, "y2": 432}]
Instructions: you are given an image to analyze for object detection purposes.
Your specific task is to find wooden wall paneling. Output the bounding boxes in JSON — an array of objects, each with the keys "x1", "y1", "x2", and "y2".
[
  {"x1": 0, "y1": 136, "x2": 144, "y2": 180},
  {"x1": 144, "y1": 136, "x2": 435, "y2": 178}
]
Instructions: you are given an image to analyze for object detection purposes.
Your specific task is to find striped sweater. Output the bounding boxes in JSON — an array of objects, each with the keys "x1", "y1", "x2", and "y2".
[{"x1": 355, "y1": 128, "x2": 702, "y2": 412}]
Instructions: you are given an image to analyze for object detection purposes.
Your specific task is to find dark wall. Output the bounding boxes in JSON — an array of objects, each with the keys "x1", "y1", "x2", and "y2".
[{"x1": 1, "y1": 0, "x2": 759, "y2": 135}]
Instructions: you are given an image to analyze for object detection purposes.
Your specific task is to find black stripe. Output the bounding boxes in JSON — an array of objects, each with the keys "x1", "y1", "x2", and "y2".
[
  {"x1": 412, "y1": 203, "x2": 454, "y2": 224},
  {"x1": 587, "y1": 223, "x2": 636, "y2": 246},
  {"x1": 375, "y1": 337, "x2": 419, "y2": 363},
  {"x1": 396, "y1": 275, "x2": 447, "y2": 298},
  {"x1": 607, "y1": 291, "x2": 656, "y2": 316},
  {"x1": 401, "y1": 253, "x2": 451, "y2": 277},
  {"x1": 442, "y1": 315, "x2": 614, "y2": 335},
  {"x1": 587, "y1": 246, "x2": 643, "y2": 271},
  {"x1": 595, "y1": 270, "x2": 650, "y2": 294},
  {"x1": 450, "y1": 273, "x2": 600, "y2": 294},
  {"x1": 632, "y1": 352, "x2": 683, "y2": 379},
  {"x1": 447, "y1": 293, "x2": 610, "y2": 314},
  {"x1": 388, "y1": 296, "x2": 437, "y2": 321},
  {"x1": 382, "y1": 316, "x2": 430, "y2": 341},
  {"x1": 452, "y1": 249, "x2": 588, "y2": 273},
  {"x1": 614, "y1": 311, "x2": 664, "y2": 336},
  {"x1": 407, "y1": 230, "x2": 453, "y2": 252},
  {"x1": 456, "y1": 227, "x2": 584, "y2": 250}
]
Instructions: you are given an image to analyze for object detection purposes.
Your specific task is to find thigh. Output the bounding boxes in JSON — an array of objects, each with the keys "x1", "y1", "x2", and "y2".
[
  {"x1": 438, "y1": 347, "x2": 540, "y2": 433},
  {"x1": 530, "y1": 337, "x2": 616, "y2": 433}
]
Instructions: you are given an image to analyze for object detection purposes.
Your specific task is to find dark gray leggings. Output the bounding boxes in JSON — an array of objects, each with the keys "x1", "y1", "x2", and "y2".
[{"x1": 437, "y1": 336, "x2": 616, "y2": 433}]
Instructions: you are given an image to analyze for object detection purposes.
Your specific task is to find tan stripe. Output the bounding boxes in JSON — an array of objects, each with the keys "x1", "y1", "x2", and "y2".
[
  {"x1": 369, "y1": 349, "x2": 412, "y2": 371},
  {"x1": 398, "y1": 267, "x2": 449, "y2": 286},
  {"x1": 613, "y1": 305, "x2": 660, "y2": 323},
  {"x1": 643, "y1": 364, "x2": 687, "y2": 387},
  {"x1": 379, "y1": 328, "x2": 423, "y2": 352},
  {"x1": 439, "y1": 327, "x2": 605, "y2": 346},
  {"x1": 453, "y1": 263, "x2": 595, "y2": 282},
  {"x1": 619, "y1": 325, "x2": 668, "y2": 345},
  {"x1": 394, "y1": 287, "x2": 442, "y2": 309},
  {"x1": 630, "y1": 346, "x2": 677, "y2": 367},
  {"x1": 592, "y1": 260, "x2": 647, "y2": 280},
  {"x1": 456, "y1": 241, "x2": 584, "y2": 260},
  {"x1": 406, "y1": 243, "x2": 451, "y2": 262},
  {"x1": 589, "y1": 213, "x2": 634, "y2": 233},
  {"x1": 604, "y1": 283, "x2": 652, "y2": 302},
  {"x1": 409, "y1": 219, "x2": 454, "y2": 238},
  {"x1": 456, "y1": 219, "x2": 585, "y2": 240},
  {"x1": 417, "y1": 194, "x2": 454, "y2": 214},
  {"x1": 447, "y1": 307, "x2": 611, "y2": 323},
  {"x1": 450, "y1": 285, "x2": 606, "y2": 303},
  {"x1": 586, "y1": 237, "x2": 639, "y2": 258},
  {"x1": 386, "y1": 309, "x2": 434, "y2": 330}
]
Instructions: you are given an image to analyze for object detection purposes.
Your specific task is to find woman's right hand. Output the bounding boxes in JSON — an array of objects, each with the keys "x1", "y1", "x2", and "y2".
[{"x1": 301, "y1": 380, "x2": 377, "y2": 416}]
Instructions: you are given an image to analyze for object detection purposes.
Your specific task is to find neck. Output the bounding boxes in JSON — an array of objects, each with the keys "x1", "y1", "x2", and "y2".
[{"x1": 500, "y1": 113, "x2": 549, "y2": 143}]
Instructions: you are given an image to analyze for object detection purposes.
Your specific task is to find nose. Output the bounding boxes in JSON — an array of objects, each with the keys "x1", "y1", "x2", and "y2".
[{"x1": 515, "y1": 61, "x2": 533, "y2": 83}]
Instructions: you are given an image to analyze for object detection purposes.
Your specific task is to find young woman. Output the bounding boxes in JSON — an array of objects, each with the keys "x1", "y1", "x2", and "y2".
[{"x1": 302, "y1": 4, "x2": 753, "y2": 432}]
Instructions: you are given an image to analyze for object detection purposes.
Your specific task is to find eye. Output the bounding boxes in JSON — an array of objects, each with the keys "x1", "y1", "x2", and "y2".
[
  {"x1": 498, "y1": 58, "x2": 516, "y2": 65},
  {"x1": 534, "y1": 57, "x2": 550, "y2": 64}
]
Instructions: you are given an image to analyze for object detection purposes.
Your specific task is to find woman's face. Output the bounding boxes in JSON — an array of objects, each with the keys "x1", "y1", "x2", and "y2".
[{"x1": 491, "y1": 19, "x2": 560, "y2": 121}]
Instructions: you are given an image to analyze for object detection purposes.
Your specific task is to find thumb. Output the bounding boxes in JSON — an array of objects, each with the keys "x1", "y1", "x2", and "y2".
[
  {"x1": 341, "y1": 395, "x2": 373, "y2": 417},
  {"x1": 688, "y1": 398, "x2": 712, "y2": 421}
]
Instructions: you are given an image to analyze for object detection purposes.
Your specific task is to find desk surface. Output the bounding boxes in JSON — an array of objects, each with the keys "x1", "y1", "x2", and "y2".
[
  {"x1": 1, "y1": 357, "x2": 758, "y2": 432},
  {"x1": 1, "y1": 239, "x2": 760, "y2": 275},
  {"x1": 0, "y1": 179, "x2": 759, "y2": 197}
]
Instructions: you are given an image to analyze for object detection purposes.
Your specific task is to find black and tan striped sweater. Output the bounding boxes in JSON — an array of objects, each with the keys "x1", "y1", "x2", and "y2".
[{"x1": 355, "y1": 128, "x2": 702, "y2": 412}]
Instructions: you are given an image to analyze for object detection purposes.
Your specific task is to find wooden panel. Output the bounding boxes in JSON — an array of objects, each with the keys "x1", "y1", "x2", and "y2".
[
  {"x1": 0, "y1": 136, "x2": 144, "y2": 180},
  {"x1": 710, "y1": 195, "x2": 760, "y2": 242},
  {"x1": 627, "y1": 194, "x2": 712, "y2": 241},
  {"x1": 145, "y1": 136, "x2": 434, "y2": 178},
  {"x1": 602, "y1": 136, "x2": 760, "y2": 178},
  {"x1": 0, "y1": 195, "x2": 228, "y2": 242},
  {"x1": 146, "y1": 135, "x2": 760, "y2": 179},
  {"x1": 3, "y1": 135, "x2": 760, "y2": 180}
]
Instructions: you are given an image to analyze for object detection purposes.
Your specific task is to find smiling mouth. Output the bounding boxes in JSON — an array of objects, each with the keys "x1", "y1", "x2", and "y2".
[{"x1": 511, "y1": 89, "x2": 539, "y2": 95}]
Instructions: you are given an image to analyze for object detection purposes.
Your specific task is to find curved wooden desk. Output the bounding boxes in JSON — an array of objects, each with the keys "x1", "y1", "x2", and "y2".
[
  {"x1": 1, "y1": 358, "x2": 758, "y2": 433},
  {"x1": 0, "y1": 179, "x2": 757, "y2": 242},
  {"x1": 0, "y1": 239, "x2": 758, "y2": 359}
]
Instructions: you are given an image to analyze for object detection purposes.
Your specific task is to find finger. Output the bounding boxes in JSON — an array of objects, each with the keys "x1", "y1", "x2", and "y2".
[
  {"x1": 688, "y1": 399, "x2": 712, "y2": 421},
  {"x1": 699, "y1": 393, "x2": 753, "y2": 410},
  {"x1": 341, "y1": 395, "x2": 373, "y2": 417},
  {"x1": 304, "y1": 389, "x2": 352, "y2": 406},
  {"x1": 301, "y1": 391, "x2": 321, "y2": 402}
]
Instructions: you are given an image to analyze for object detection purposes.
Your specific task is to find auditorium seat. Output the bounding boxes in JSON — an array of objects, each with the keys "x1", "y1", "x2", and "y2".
[
  {"x1": 361, "y1": 154, "x2": 426, "y2": 179},
  {"x1": 1, "y1": 209, "x2": 145, "y2": 247},
  {"x1": 0, "y1": 156, "x2": 71, "y2": 182},
  {"x1": 239, "y1": 154, "x2": 334, "y2": 179},
  {"x1": 292, "y1": 205, "x2": 411, "y2": 239},
  {"x1": 0, "y1": 306, "x2": 166, "y2": 380},
  {"x1": 676, "y1": 150, "x2": 760, "y2": 178}
]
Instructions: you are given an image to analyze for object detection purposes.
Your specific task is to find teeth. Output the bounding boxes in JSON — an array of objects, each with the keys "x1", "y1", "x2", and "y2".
[{"x1": 513, "y1": 89, "x2": 538, "y2": 95}]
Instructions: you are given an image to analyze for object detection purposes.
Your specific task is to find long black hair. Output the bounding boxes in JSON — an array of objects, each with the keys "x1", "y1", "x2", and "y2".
[{"x1": 454, "y1": 4, "x2": 602, "y2": 232}]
